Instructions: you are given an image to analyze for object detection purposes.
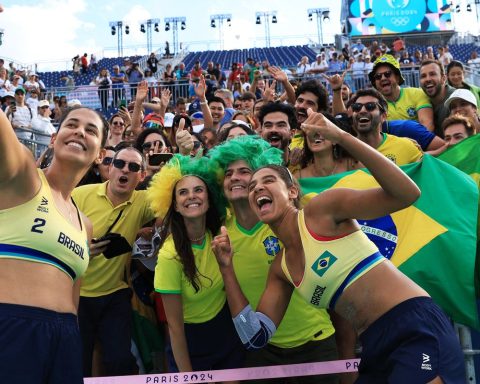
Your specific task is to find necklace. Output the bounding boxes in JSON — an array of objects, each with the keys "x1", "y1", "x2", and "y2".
[{"x1": 189, "y1": 233, "x2": 206, "y2": 242}]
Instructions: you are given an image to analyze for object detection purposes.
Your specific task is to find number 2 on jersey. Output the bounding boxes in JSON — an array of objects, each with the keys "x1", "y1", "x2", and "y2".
[{"x1": 31, "y1": 218, "x2": 46, "y2": 234}]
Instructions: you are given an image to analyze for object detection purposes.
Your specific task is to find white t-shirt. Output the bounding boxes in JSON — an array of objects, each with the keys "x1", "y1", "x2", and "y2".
[
  {"x1": 309, "y1": 60, "x2": 329, "y2": 73},
  {"x1": 31, "y1": 115, "x2": 56, "y2": 145},
  {"x1": 6, "y1": 105, "x2": 33, "y2": 139},
  {"x1": 26, "y1": 98, "x2": 39, "y2": 116},
  {"x1": 351, "y1": 62, "x2": 366, "y2": 78}
]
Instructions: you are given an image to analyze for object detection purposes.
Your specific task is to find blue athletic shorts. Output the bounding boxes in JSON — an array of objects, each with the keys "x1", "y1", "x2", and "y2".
[
  {"x1": 0, "y1": 303, "x2": 83, "y2": 384},
  {"x1": 166, "y1": 303, "x2": 245, "y2": 372},
  {"x1": 357, "y1": 297, "x2": 465, "y2": 383}
]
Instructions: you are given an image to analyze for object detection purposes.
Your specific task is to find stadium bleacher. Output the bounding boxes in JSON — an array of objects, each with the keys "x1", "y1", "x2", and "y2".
[{"x1": 182, "y1": 45, "x2": 317, "y2": 71}]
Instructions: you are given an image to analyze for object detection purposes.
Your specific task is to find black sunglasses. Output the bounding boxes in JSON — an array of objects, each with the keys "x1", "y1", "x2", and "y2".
[
  {"x1": 112, "y1": 158, "x2": 142, "y2": 172},
  {"x1": 351, "y1": 102, "x2": 381, "y2": 113},
  {"x1": 102, "y1": 156, "x2": 113, "y2": 166},
  {"x1": 373, "y1": 70, "x2": 393, "y2": 81},
  {"x1": 142, "y1": 140, "x2": 164, "y2": 151}
]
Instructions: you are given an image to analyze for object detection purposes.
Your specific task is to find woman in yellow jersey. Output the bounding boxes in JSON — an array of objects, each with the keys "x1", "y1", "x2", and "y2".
[
  {"x1": 293, "y1": 116, "x2": 361, "y2": 179},
  {"x1": 213, "y1": 110, "x2": 464, "y2": 383},
  {"x1": 146, "y1": 154, "x2": 244, "y2": 377},
  {"x1": 0, "y1": 105, "x2": 107, "y2": 384}
]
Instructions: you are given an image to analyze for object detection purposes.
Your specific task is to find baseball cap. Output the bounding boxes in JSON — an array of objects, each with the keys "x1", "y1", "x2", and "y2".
[
  {"x1": 150, "y1": 97, "x2": 161, "y2": 103},
  {"x1": 15, "y1": 87, "x2": 26, "y2": 95},
  {"x1": 190, "y1": 111, "x2": 204, "y2": 120},
  {"x1": 368, "y1": 54, "x2": 405, "y2": 86},
  {"x1": 1, "y1": 91, "x2": 15, "y2": 101},
  {"x1": 68, "y1": 99, "x2": 82, "y2": 107},
  {"x1": 444, "y1": 89, "x2": 478, "y2": 110},
  {"x1": 38, "y1": 100, "x2": 50, "y2": 108}
]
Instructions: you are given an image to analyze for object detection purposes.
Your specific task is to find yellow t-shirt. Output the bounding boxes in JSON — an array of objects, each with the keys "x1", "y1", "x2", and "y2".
[
  {"x1": 377, "y1": 132, "x2": 423, "y2": 165},
  {"x1": 290, "y1": 132, "x2": 305, "y2": 151},
  {"x1": 386, "y1": 87, "x2": 432, "y2": 122},
  {"x1": 154, "y1": 232, "x2": 226, "y2": 323},
  {"x1": 226, "y1": 215, "x2": 335, "y2": 348},
  {"x1": 72, "y1": 182, "x2": 154, "y2": 297}
]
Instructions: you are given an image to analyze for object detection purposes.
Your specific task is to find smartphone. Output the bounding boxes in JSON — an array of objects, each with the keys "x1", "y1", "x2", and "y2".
[
  {"x1": 119, "y1": 100, "x2": 127, "y2": 108},
  {"x1": 149, "y1": 153, "x2": 173, "y2": 166}
]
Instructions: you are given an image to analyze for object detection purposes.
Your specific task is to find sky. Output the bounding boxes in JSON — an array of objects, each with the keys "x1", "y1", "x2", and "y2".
[
  {"x1": 1, "y1": 0, "x2": 477, "y2": 72},
  {"x1": 0, "y1": 0, "x2": 342, "y2": 71}
]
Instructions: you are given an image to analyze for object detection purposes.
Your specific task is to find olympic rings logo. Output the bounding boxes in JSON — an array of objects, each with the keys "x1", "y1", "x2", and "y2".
[{"x1": 391, "y1": 17, "x2": 410, "y2": 26}]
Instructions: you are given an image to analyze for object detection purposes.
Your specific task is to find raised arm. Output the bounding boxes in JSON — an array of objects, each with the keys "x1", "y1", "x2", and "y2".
[
  {"x1": 212, "y1": 227, "x2": 291, "y2": 349},
  {"x1": 194, "y1": 76, "x2": 213, "y2": 129},
  {"x1": 0, "y1": 109, "x2": 39, "y2": 202},
  {"x1": 302, "y1": 110, "x2": 420, "y2": 224},
  {"x1": 323, "y1": 71, "x2": 347, "y2": 115},
  {"x1": 131, "y1": 80, "x2": 148, "y2": 135},
  {"x1": 267, "y1": 66, "x2": 296, "y2": 105}
]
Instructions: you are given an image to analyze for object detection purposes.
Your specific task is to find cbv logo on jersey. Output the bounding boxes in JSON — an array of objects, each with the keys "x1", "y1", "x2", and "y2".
[
  {"x1": 421, "y1": 353, "x2": 432, "y2": 371},
  {"x1": 37, "y1": 196, "x2": 49, "y2": 213}
]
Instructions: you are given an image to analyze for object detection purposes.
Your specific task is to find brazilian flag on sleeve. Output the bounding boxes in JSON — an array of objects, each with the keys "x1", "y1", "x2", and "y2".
[{"x1": 299, "y1": 155, "x2": 480, "y2": 329}]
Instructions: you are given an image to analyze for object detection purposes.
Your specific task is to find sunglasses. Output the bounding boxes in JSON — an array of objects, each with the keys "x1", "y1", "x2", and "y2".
[
  {"x1": 124, "y1": 130, "x2": 135, "y2": 137},
  {"x1": 102, "y1": 156, "x2": 113, "y2": 166},
  {"x1": 351, "y1": 102, "x2": 381, "y2": 113},
  {"x1": 40, "y1": 106, "x2": 50, "y2": 109},
  {"x1": 373, "y1": 70, "x2": 393, "y2": 81},
  {"x1": 142, "y1": 140, "x2": 164, "y2": 152},
  {"x1": 112, "y1": 158, "x2": 143, "y2": 172},
  {"x1": 112, "y1": 121, "x2": 125, "y2": 126}
]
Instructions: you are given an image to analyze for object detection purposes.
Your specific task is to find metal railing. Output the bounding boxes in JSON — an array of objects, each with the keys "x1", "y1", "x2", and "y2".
[{"x1": 15, "y1": 127, "x2": 52, "y2": 159}]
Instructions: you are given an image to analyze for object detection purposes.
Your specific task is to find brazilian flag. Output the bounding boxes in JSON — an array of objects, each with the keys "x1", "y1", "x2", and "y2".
[
  {"x1": 300, "y1": 155, "x2": 479, "y2": 329},
  {"x1": 438, "y1": 134, "x2": 480, "y2": 189},
  {"x1": 438, "y1": 134, "x2": 480, "y2": 297}
]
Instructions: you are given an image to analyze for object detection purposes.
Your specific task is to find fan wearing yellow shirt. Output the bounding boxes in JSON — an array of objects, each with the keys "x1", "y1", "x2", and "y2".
[
  {"x1": 368, "y1": 54, "x2": 434, "y2": 132},
  {"x1": 147, "y1": 155, "x2": 244, "y2": 377},
  {"x1": 72, "y1": 147, "x2": 155, "y2": 377},
  {"x1": 350, "y1": 89, "x2": 423, "y2": 165},
  {"x1": 209, "y1": 136, "x2": 343, "y2": 384}
]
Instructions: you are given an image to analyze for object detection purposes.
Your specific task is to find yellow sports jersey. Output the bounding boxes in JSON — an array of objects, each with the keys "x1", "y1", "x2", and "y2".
[
  {"x1": 289, "y1": 132, "x2": 304, "y2": 150},
  {"x1": 72, "y1": 182, "x2": 154, "y2": 297},
  {"x1": 0, "y1": 169, "x2": 89, "y2": 281},
  {"x1": 226, "y1": 215, "x2": 335, "y2": 348},
  {"x1": 281, "y1": 210, "x2": 385, "y2": 309},
  {"x1": 154, "y1": 232, "x2": 226, "y2": 323},
  {"x1": 386, "y1": 87, "x2": 432, "y2": 122},
  {"x1": 377, "y1": 132, "x2": 423, "y2": 165}
]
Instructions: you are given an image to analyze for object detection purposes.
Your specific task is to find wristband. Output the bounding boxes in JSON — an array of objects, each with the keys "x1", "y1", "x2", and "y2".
[{"x1": 199, "y1": 101, "x2": 208, "y2": 105}]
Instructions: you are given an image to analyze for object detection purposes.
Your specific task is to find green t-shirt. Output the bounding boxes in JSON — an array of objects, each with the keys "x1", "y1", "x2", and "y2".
[
  {"x1": 226, "y1": 214, "x2": 335, "y2": 348},
  {"x1": 154, "y1": 232, "x2": 225, "y2": 323}
]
